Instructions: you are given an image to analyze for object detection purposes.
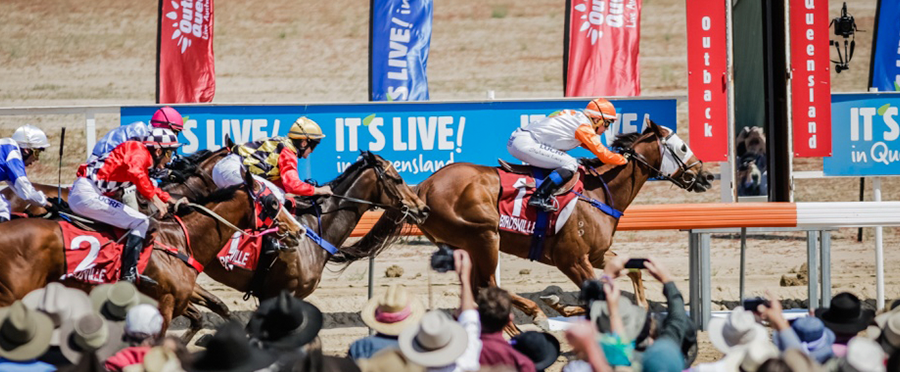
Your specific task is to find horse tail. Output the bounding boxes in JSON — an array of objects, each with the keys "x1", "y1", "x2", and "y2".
[{"x1": 328, "y1": 208, "x2": 409, "y2": 266}]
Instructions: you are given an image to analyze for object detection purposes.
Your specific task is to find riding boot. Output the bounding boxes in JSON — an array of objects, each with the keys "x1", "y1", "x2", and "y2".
[
  {"x1": 0, "y1": 216, "x2": 8, "y2": 223},
  {"x1": 528, "y1": 169, "x2": 574, "y2": 212},
  {"x1": 120, "y1": 234, "x2": 143, "y2": 283}
]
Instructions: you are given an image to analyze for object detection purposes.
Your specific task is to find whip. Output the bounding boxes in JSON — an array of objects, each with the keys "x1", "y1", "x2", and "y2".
[{"x1": 57, "y1": 127, "x2": 66, "y2": 200}]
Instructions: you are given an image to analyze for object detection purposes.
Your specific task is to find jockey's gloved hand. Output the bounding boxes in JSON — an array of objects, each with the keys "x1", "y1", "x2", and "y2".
[{"x1": 622, "y1": 152, "x2": 632, "y2": 161}]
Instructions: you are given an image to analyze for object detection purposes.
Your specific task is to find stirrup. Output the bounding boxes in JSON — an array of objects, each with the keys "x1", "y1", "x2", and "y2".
[{"x1": 528, "y1": 197, "x2": 558, "y2": 212}]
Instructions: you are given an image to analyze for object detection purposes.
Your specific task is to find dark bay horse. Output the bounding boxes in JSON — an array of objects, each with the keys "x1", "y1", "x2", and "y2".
[
  {"x1": 356, "y1": 121, "x2": 713, "y2": 326},
  {"x1": 0, "y1": 171, "x2": 303, "y2": 329}
]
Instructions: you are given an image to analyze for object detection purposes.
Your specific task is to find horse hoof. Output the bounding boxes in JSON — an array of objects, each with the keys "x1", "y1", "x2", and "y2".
[
  {"x1": 539, "y1": 294, "x2": 560, "y2": 307},
  {"x1": 533, "y1": 315, "x2": 551, "y2": 332},
  {"x1": 194, "y1": 334, "x2": 213, "y2": 348}
]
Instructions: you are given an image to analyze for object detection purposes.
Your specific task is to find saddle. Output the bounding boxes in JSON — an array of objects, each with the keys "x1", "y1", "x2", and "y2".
[{"x1": 497, "y1": 159, "x2": 581, "y2": 196}]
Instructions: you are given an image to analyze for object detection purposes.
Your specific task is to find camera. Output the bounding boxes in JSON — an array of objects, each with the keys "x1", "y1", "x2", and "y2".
[
  {"x1": 832, "y1": 3, "x2": 855, "y2": 38},
  {"x1": 743, "y1": 296, "x2": 770, "y2": 312},
  {"x1": 430, "y1": 244, "x2": 455, "y2": 273},
  {"x1": 580, "y1": 279, "x2": 606, "y2": 304}
]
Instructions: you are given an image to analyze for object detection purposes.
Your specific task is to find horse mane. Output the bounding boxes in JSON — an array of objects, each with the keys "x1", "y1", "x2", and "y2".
[
  {"x1": 324, "y1": 156, "x2": 369, "y2": 188},
  {"x1": 610, "y1": 126, "x2": 654, "y2": 149},
  {"x1": 160, "y1": 148, "x2": 225, "y2": 187}
]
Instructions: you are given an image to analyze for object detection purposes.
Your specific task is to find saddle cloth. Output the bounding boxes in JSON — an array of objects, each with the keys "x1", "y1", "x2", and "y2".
[
  {"x1": 496, "y1": 168, "x2": 582, "y2": 235},
  {"x1": 59, "y1": 221, "x2": 153, "y2": 284},
  {"x1": 217, "y1": 231, "x2": 264, "y2": 271}
]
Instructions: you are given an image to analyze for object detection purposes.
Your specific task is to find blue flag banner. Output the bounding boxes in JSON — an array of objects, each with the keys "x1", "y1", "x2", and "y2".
[
  {"x1": 824, "y1": 93, "x2": 900, "y2": 176},
  {"x1": 121, "y1": 98, "x2": 677, "y2": 184},
  {"x1": 870, "y1": 0, "x2": 900, "y2": 91},
  {"x1": 369, "y1": 0, "x2": 432, "y2": 101}
]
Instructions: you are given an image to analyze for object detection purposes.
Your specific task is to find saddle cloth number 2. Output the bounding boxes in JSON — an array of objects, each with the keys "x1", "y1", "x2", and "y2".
[{"x1": 70, "y1": 235, "x2": 102, "y2": 273}]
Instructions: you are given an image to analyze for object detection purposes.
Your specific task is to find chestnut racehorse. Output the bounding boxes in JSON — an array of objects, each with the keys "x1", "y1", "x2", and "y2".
[
  {"x1": 0, "y1": 171, "x2": 303, "y2": 329},
  {"x1": 347, "y1": 121, "x2": 714, "y2": 326}
]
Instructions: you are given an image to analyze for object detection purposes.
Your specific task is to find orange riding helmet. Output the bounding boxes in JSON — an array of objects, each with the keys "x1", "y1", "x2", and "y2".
[{"x1": 584, "y1": 98, "x2": 618, "y2": 130}]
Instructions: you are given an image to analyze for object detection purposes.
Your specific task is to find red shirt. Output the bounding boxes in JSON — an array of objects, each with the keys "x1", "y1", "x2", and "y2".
[
  {"x1": 479, "y1": 332, "x2": 536, "y2": 372},
  {"x1": 274, "y1": 147, "x2": 315, "y2": 196},
  {"x1": 80, "y1": 141, "x2": 170, "y2": 202},
  {"x1": 104, "y1": 346, "x2": 151, "y2": 372}
]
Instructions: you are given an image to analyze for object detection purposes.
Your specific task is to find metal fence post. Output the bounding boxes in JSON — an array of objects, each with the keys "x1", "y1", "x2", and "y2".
[
  {"x1": 689, "y1": 232, "x2": 700, "y2": 328},
  {"x1": 84, "y1": 111, "x2": 96, "y2": 159},
  {"x1": 807, "y1": 231, "x2": 819, "y2": 310},
  {"x1": 820, "y1": 230, "x2": 831, "y2": 307},
  {"x1": 700, "y1": 233, "x2": 711, "y2": 330}
]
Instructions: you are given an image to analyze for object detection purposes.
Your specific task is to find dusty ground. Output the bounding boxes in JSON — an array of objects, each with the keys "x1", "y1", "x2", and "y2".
[{"x1": 1, "y1": 0, "x2": 894, "y2": 369}]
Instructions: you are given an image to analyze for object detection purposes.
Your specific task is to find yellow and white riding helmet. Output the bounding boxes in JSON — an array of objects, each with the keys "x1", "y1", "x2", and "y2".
[{"x1": 288, "y1": 117, "x2": 325, "y2": 140}]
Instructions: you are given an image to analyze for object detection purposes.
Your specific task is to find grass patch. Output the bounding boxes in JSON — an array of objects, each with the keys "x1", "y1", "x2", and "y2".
[{"x1": 491, "y1": 5, "x2": 509, "y2": 19}]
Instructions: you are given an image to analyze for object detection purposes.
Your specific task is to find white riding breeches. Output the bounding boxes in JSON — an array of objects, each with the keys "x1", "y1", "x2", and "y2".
[
  {"x1": 69, "y1": 177, "x2": 149, "y2": 237},
  {"x1": 0, "y1": 192, "x2": 9, "y2": 220},
  {"x1": 507, "y1": 129, "x2": 579, "y2": 172},
  {"x1": 212, "y1": 154, "x2": 285, "y2": 202},
  {"x1": 121, "y1": 185, "x2": 139, "y2": 210}
]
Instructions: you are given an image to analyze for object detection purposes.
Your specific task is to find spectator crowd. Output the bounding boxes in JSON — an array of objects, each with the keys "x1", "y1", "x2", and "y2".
[{"x1": 1, "y1": 249, "x2": 898, "y2": 372}]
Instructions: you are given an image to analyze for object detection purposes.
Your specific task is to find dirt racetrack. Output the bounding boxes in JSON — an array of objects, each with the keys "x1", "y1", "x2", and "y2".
[{"x1": 1, "y1": 0, "x2": 895, "y2": 368}]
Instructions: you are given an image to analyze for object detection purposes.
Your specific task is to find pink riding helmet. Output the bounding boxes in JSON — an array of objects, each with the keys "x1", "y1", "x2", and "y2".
[{"x1": 150, "y1": 106, "x2": 184, "y2": 132}]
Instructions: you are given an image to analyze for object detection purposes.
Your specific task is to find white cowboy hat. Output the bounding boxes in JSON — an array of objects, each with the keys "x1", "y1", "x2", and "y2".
[
  {"x1": 361, "y1": 284, "x2": 425, "y2": 336},
  {"x1": 59, "y1": 312, "x2": 125, "y2": 364},
  {"x1": 707, "y1": 307, "x2": 769, "y2": 354},
  {"x1": 90, "y1": 282, "x2": 157, "y2": 322},
  {"x1": 398, "y1": 310, "x2": 468, "y2": 368},
  {"x1": 0, "y1": 301, "x2": 54, "y2": 361}
]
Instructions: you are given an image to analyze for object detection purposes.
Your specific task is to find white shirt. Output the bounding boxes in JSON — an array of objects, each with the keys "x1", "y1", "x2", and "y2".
[
  {"x1": 521, "y1": 110, "x2": 592, "y2": 151},
  {"x1": 427, "y1": 309, "x2": 483, "y2": 372}
]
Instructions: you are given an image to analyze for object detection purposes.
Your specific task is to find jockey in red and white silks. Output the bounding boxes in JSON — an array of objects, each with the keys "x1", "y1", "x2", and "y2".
[
  {"x1": 69, "y1": 128, "x2": 180, "y2": 283},
  {"x1": 507, "y1": 98, "x2": 628, "y2": 212}
]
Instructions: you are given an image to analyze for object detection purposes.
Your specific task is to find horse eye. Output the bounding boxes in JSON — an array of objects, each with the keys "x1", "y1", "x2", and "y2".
[{"x1": 681, "y1": 144, "x2": 687, "y2": 152}]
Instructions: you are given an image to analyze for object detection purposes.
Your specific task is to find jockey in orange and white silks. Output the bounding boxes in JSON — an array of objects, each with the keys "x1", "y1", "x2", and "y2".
[{"x1": 507, "y1": 98, "x2": 627, "y2": 212}]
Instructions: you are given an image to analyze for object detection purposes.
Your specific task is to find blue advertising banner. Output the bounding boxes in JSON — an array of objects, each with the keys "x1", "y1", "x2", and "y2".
[
  {"x1": 824, "y1": 93, "x2": 900, "y2": 176},
  {"x1": 369, "y1": 0, "x2": 432, "y2": 101},
  {"x1": 870, "y1": 0, "x2": 900, "y2": 91},
  {"x1": 121, "y1": 98, "x2": 677, "y2": 184}
]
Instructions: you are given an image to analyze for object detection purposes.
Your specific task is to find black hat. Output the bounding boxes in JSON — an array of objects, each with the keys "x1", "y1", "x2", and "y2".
[
  {"x1": 510, "y1": 331, "x2": 560, "y2": 371},
  {"x1": 246, "y1": 291, "x2": 323, "y2": 350},
  {"x1": 189, "y1": 321, "x2": 276, "y2": 372},
  {"x1": 815, "y1": 292, "x2": 875, "y2": 335}
]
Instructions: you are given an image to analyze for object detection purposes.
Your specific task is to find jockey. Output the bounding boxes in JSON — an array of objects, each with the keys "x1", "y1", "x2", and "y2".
[
  {"x1": 83, "y1": 106, "x2": 184, "y2": 209},
  {"x1": 69, "y1": 128, "x2": 181, "y2": 283},
  {"x1": 88, "y1": 106, "x2": 184, "y2": 162},
  {"x1": 212, "y1": 116, "x2": 333, "y2": 202},
  {"x1": 507, "y1": 98, "x2": 627, "y2": 212},
  {"x1": 0, "y1": 125, "x2": 53, "y2": 222}
]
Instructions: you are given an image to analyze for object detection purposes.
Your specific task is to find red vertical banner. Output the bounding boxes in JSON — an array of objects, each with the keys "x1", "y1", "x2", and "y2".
[
  {"x1": 157, "y1": 0, "x2": 215, "y2": 103},
  {"x1": 685, "y1": 0, "x2": 728, "y2": 162},
  {"x1": 564, "y1": 0, "x2": 642, "y2": 97},
  {"x1": 790, "y1": 0, "x2": 831, "y2": 157}
]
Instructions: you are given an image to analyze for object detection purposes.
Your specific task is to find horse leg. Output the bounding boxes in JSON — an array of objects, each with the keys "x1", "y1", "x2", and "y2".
[
  {"x1": 627, "y1": 269, "x2": 649, "y2": 309},
  {"x1": 191, "y1": 285, "x2": 232, "y2": 321},
  {"x1": 180, "y1": 304, "x2": 203, "y2": 344},
  {"x1": 541, "y1": 251, "x2": 597, "y2": 318}
]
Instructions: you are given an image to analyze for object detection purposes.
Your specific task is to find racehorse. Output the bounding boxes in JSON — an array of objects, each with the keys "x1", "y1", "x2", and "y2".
[
  {"x1": 343, "y1": 120, "x2": 713, "y2": 326},
  {"x1": 0, "y1": 170, "x2": 303, "y2": 329},
  {"x1": 175, "y1": 151, "x2": 429, "y2": 341}
]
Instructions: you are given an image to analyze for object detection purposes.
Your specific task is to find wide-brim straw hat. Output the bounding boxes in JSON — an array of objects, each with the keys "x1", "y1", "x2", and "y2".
[
  {"x1": 361, "y1": 284, "x2": 425, "y2": 336},
  {"x1": 90, "y1": 282, "x2": 157, "y2": 322},
  {"x1": 22, "y1": 282, "x2": 93, "y2": 346},
  {"x1": 59, "y1": 312, "x2": 125, "y2": 364},
  {"x1": 0, "y1": 301, "x2": 54, "y2": 361},
  {"x1": 398, "y1": 310, "x2": 468, "y2": 368}
]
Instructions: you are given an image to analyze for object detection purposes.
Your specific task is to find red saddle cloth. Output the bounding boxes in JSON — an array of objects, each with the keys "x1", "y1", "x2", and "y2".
[
  {"x1": 59, "y1": 221, "x2": 153, "y2": 284},
  {"x1": 496, "y1": 169, "x2": 582, "y2": 235},
  {"x1": 217, "y1": 231, "x2": 263, "y2": 271}
]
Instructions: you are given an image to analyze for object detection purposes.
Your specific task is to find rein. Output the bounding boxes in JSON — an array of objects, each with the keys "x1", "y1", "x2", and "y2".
[{"x1": 622, "y1": 132, "x2": 702, "y2": 190}]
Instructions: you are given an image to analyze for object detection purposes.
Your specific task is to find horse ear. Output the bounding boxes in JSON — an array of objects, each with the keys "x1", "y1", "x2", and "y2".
[
  {"x1": 647, "y1": 118, "x2": 664, "y2": 138},
  {"x1": 224, "y1": 134, "x2": 235, "y2": 150},
  {"x1": 242, "y1": 167, "x2": 258, "y2": 194}
]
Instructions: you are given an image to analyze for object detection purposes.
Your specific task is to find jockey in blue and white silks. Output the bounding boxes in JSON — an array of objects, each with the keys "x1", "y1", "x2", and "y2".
[
  {"x1": 88, "y1": 106, "x2": 185, "y2": 162},
  {"x1": 0, "y1": 125, "x2": 52, "y2": 222}
]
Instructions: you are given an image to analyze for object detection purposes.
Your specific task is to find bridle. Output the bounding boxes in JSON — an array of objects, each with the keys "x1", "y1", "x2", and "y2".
[
  {"x1": 622, "y1": 131, "x2": 703, "y2": 190},
  {"x1": 321, "y1": 152, "x2": 414, "y2": 216}
]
